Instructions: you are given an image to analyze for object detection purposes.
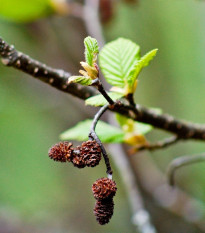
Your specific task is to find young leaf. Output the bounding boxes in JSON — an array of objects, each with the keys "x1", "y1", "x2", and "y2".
[
  {"x1": 85, "y1": 92, "x2": 124, "y2": 106},
  {"x1": 84, "y1": 36, "x2": 99, "y2": 66},
  {"x1": 68, "y1": 76, "x2": 92, "y2": 86},
  {"x1": 79, "y1": 62, "x2": 98, "y2": 80},
  {"x1": 99, "y1": 38, "x2": 140, "y2": 88},
  {"x1": 60, "y1": 119, "x2": 125, "y2": 143},
  {"x1": 126, "y1": 49, "x2": 158, "y2": 93}
]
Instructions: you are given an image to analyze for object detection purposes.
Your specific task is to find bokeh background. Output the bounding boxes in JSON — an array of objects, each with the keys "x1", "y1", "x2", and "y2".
[{"x1": 0, "y1": 0, "x2": 205, "y2": 232}]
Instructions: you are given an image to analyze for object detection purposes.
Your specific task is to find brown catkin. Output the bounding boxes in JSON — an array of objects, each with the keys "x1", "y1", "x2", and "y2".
[
  {"x1": 71, "y1": 140, "x2": 101, "y2": 168},
  {"x1": 92, "y1": 177, "x2": 117, "y2": 200},
  {"x1": 71, "y1": 146, "x2": 86, "y2": 168},
  {"x1": 94, "y1": 198, "x2": 114, "y2": 225},
  {"x1": 48, "y1": 142, "x2": 73, "y2": 162},
  {"x1": 80, "y1": 140, "x2": 101, "y2": 167}
]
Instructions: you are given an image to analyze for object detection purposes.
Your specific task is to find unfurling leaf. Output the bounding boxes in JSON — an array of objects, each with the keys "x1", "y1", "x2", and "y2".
[
  {"x1": 85, "y1": 92, "x2": 124, "y2": 106},
  {"x1": 84, "y1": 36, "x2": 99, "y2": 66},
  {"x1": 80, "y1": 62, "x2": 98, "y2": 80},
  {"x1": 68, "y1": 76, "x2": 92, "y2": 86},
  {"x1": 99, "y1": 38, "x2": 140, "y2": 88},
  {"x1": 60, "y1": 119, "x2": 125, "y2": 143},
  {"x1": 69, "y1": 37, "x2": 99, "y2": 85},
  {"x1": 126, "y1": 49, "x2": 158, "y2": 93}
]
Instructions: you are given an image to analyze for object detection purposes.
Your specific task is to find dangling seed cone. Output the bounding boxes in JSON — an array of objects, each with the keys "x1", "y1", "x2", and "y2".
[
  {"x1": 80, "y1": 140, "x2": 101, "y2": 167},
  {"x1": 48, "y1": 142, "x2": 73, "y2": 162},
  {"x1": 92, "y1": 177, "x2": 117, "y2": 200},
  {"x1": 71, "y1": 146, "x2": 86, "y2": 168},
  {"x1": 94, "y1": 198, "x2": 114, "y2": 225}
]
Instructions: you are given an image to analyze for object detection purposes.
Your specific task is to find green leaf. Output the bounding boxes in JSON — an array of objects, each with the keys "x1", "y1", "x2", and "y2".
[
  {"x1": 0, "y1": 0, "x2": 54, "y2": 22},
  {"x1": 99, "y1": 38, "x2": 140, "y2": 88},
  {"x1": 60, "y1": 119, "x2": 125, "y2": 143},
  {"x1": 85, "y1": 92, "x2": 124, "y2": 106},
  {"x1": 84, "y1": 36, "x2": 99, "y2": 66},
  {"x1": 69, "y1": 76, "x2": 92, "y2": 86},
  {"x1": 127, "y1": 49, "x2": 158, "y2": 92}
]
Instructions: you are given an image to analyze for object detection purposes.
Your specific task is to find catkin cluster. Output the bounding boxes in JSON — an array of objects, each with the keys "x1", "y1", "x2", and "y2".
[
  {"x1": 48, "y1": 140, "x2": 101, "y2": 168},
  {"x1": 48, "y1": 141, "x2": 117, "y2": 225}
]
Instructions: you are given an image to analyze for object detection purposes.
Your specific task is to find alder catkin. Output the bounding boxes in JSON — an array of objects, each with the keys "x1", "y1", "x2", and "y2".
[
  {"x1": 71, "y1": 146, "x2": 87, "y2": 168},
  {"x1": 94, "y1": 198, "x2": 114, "y2": 225},
  {"x1": 80, "y1": 140, "x2": 101, "y2": 167},
  {"x1": 48, "y1": 142, "x2": 73, "y2": 162},
  {"x1": 92, "y1": 177, "x2": 117, "y2": 200}
]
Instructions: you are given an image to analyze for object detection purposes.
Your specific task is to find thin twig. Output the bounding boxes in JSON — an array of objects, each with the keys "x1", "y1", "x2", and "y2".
[
  {"x1": 89, "y1": 104, "x2": 113, "y2": 177},
  {"x1": 137, "y1": 136, "x2": 180, "y2": 151},
  {"x1": 167, "y1": 153, "x2": 205, "y2": 186},
  {"x1": 91, "y1": 78, "x2": 114, "y2": 105},
  {"x1": 90, "y1": 104, "x2": 109, "y2": 131},
  {"x1": 126, "y1": 93, "x2": 136, "y2": 107}
]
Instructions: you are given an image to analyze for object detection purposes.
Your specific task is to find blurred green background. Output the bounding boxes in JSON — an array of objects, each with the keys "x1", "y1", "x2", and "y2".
[{"x1": 0, "y1": 0, "x2": 205, "y2": 232}]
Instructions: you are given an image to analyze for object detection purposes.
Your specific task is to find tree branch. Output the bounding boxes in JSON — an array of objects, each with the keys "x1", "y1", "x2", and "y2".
[
  {"x1": 0, "y1": 37, "x2": 96, "y2": 100},
  {"x1": 111, "y1": 104, "x2": 205, "y2": 140},
  {"x1": 1, "y1": 37, "x2": 205, "y2": 141}
]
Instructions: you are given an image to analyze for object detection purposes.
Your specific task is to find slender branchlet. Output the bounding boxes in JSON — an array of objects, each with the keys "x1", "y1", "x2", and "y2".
[
  {"x1": 92, "y1": 78, "x2": 115, "y2": 106},
  {"x1": 167, "y1": 153, "x2": 205, "y2": 186},
  {"x1": 137, "y1": 136, "x2": 180, "y2": 152},
  {"x1": 126, "y1": 93, "x2": 136, "y2": 107},
  {"x1": 89, "y1": 104, "x2": 113, "y2": 177}
]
